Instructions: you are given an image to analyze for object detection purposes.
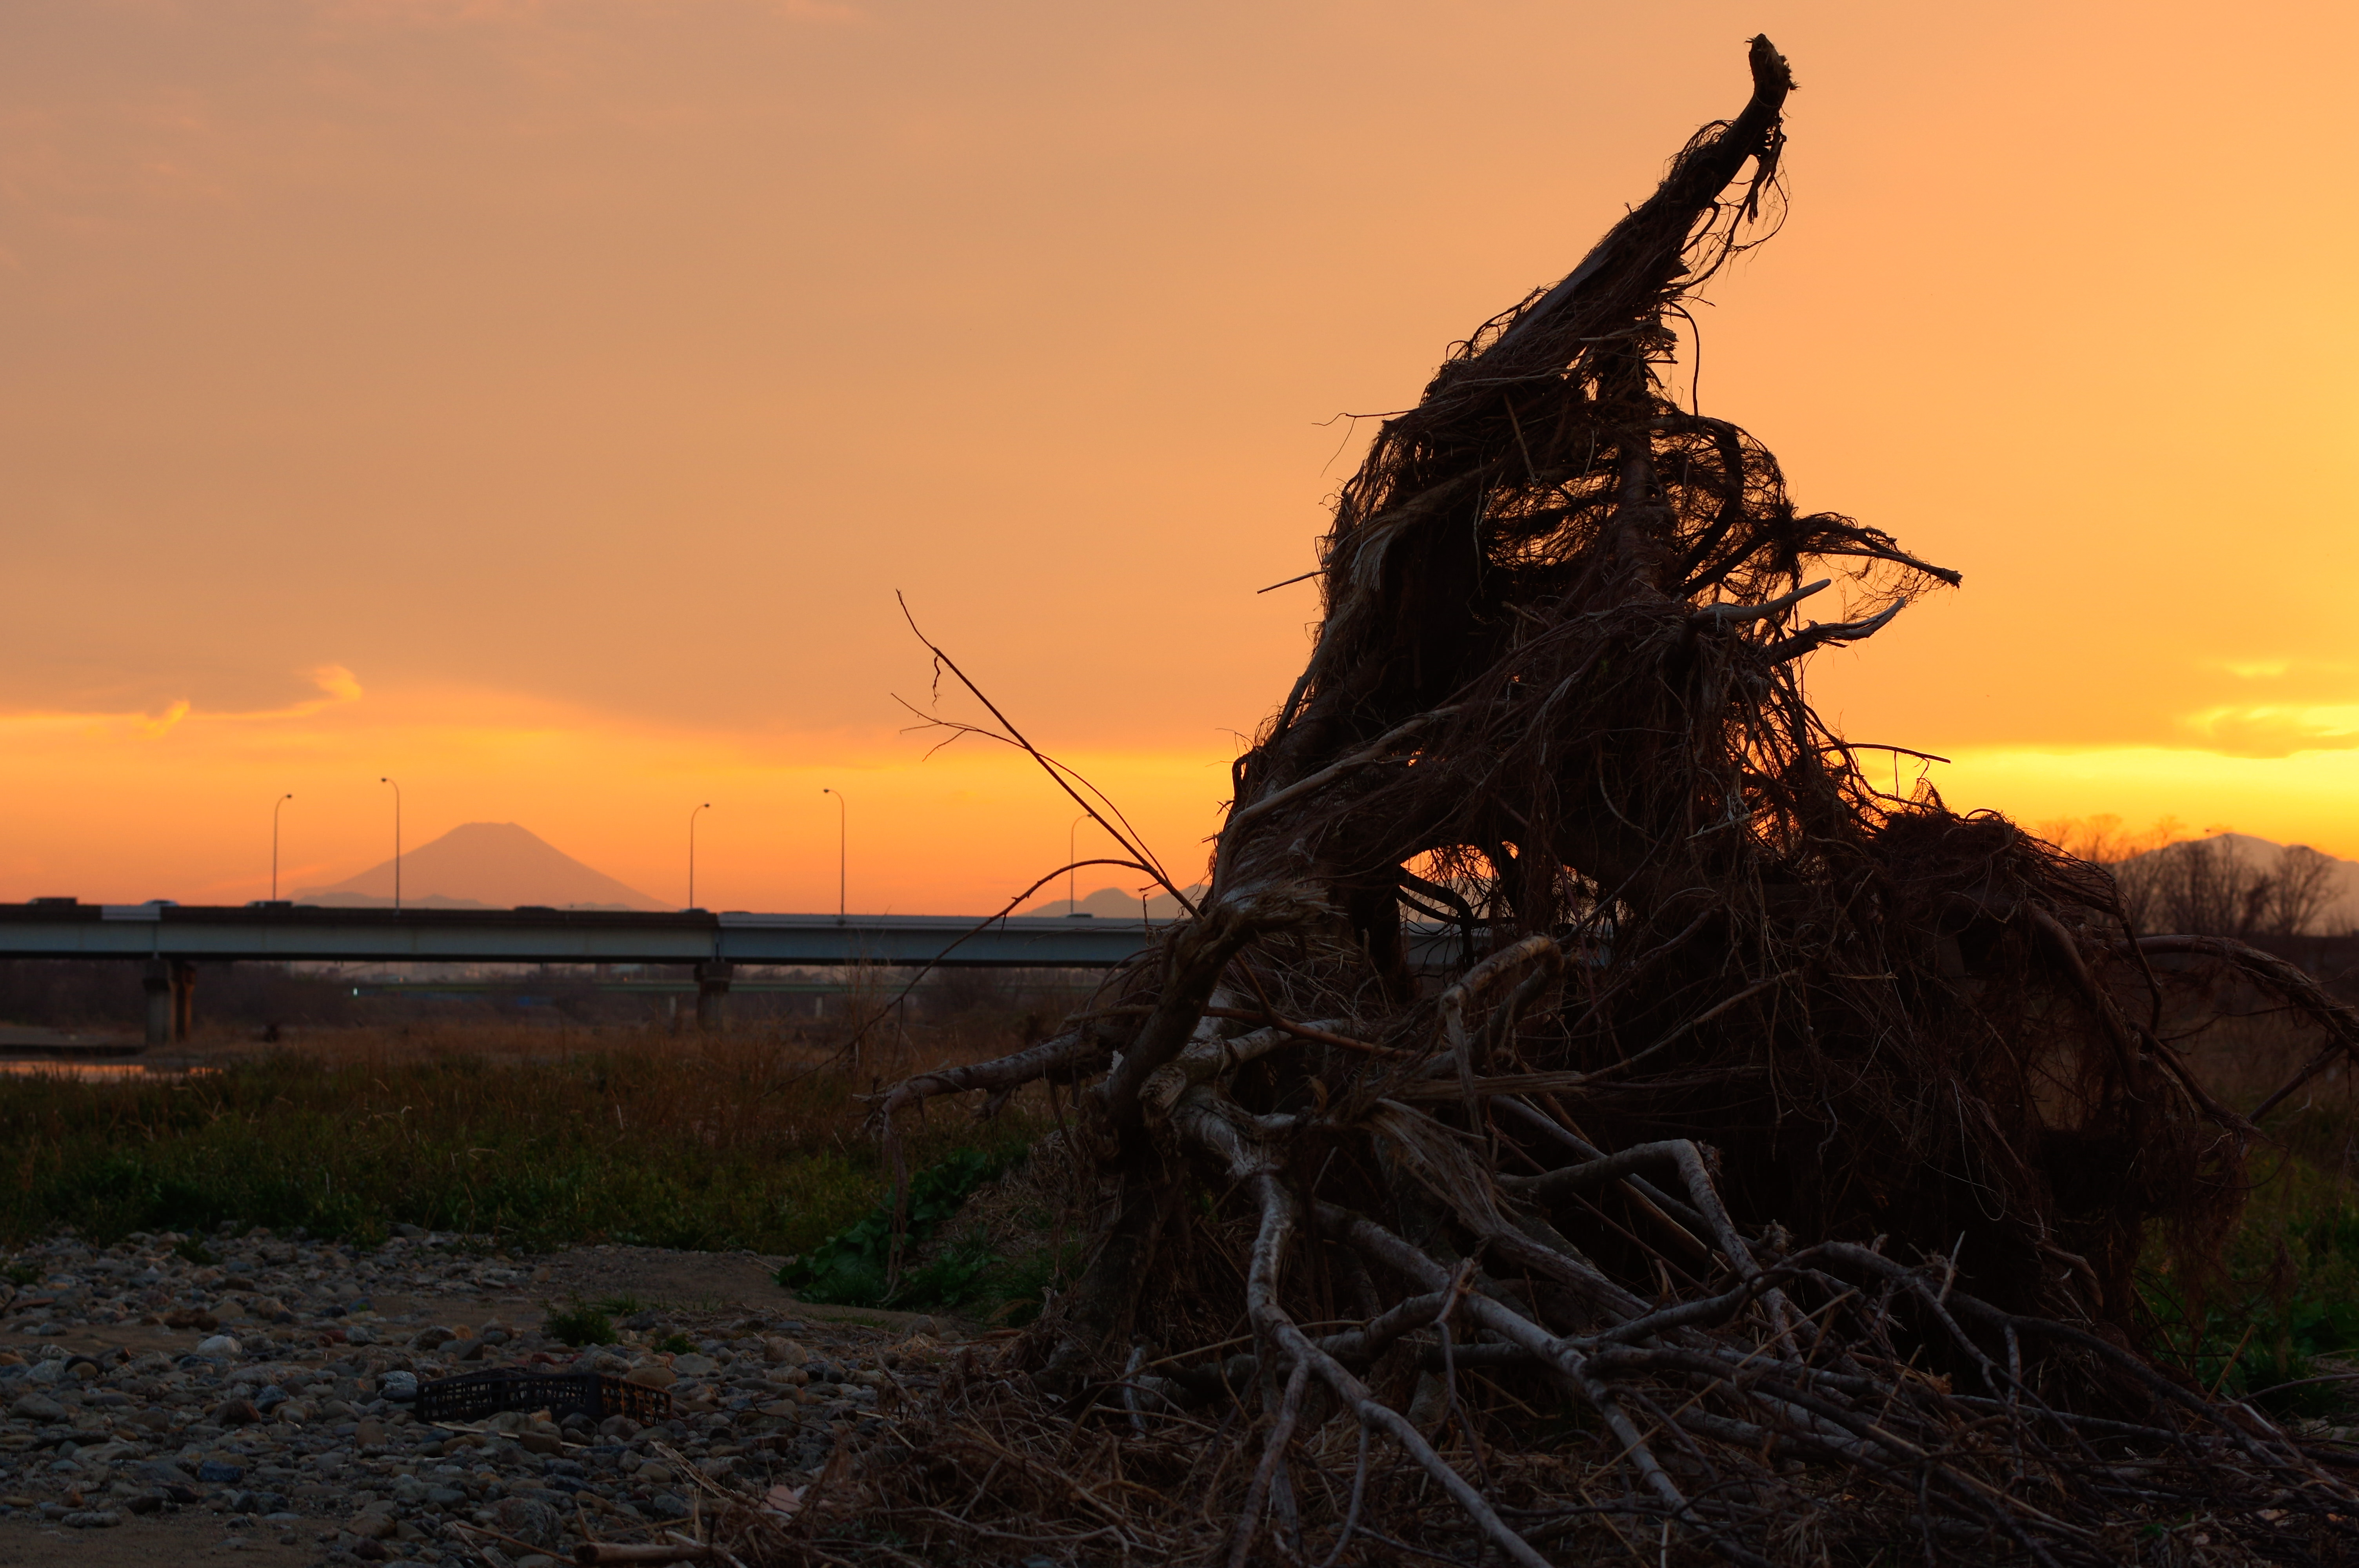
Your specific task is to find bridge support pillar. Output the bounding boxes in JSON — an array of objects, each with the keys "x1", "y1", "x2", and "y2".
[
  {"x1": 171, "y1": 961, "x2": 197, "y2": 1043},
  {"x1": 694, "y1": 962, "x2": 733, "y2": 1033},
  {"x1": 142, "y1": 962, "x2": 172, "y2": 1047}
]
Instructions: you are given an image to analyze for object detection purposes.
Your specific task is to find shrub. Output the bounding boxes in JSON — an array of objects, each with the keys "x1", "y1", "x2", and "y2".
[
  {"x1": 543, "y1": 1302, "x2": 614, "y2": 1347},
  {"x1": 780, "y1": 1148, "x2": 1013, "y2": 1310}
]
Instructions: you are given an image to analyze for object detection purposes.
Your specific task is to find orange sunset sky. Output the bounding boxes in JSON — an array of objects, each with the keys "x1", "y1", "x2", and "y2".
[{"x1": 4, "y1": 2, "x2": 2356, "y2": 914}]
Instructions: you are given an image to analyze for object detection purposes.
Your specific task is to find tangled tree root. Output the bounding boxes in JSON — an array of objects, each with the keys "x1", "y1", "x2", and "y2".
[{"x1": 801, "y1": 34, "x2": 2359, "y2": 1567}]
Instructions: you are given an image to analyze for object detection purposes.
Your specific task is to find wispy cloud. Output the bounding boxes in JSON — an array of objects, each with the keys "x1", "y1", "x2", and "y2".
[
  {"x1": 2180, "y1": 704, "x2": 2359, "y2": 758},
  {"x1": 0, "y1": 665, "x2": 363, "y2": 739}
]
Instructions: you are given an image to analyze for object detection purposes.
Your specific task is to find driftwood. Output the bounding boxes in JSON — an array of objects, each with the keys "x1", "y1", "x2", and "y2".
[
  {"x1": 782, "y1": 34, "x2": 2359, "y2": 1567},
  {"x1": 574, "y1": 1545, "x2": 718, "y2": 1566}
]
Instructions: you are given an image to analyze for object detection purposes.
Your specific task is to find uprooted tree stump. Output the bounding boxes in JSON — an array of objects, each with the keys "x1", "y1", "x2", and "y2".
[{"x1": 761, "y1": 35, "x2": 2359, "y2": 1568}]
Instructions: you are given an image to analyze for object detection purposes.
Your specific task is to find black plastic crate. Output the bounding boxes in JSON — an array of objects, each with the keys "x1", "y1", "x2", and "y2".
[{"x1": 414, "y1": 1368, "x2": 674, "y2": 1425}]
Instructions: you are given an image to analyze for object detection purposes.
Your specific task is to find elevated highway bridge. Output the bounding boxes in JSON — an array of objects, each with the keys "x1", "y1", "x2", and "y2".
[
  {"x1": 0, "y1": 900, "x2": 1170, "y2": 1044},
  {"x1": 0, "y1": 900, "x2": 1467, "y2": 1044}
]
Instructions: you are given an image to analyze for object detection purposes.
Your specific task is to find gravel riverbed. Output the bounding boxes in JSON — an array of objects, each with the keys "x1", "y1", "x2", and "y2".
[{"x1": 0, "y1": 1225, "x2": 956, "y2": 1566}]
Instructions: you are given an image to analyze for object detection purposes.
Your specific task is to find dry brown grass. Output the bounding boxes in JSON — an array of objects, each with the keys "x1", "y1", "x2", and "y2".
[{"x1": 0, "y1": 1013, "x2": 1058, "y2": 1255}]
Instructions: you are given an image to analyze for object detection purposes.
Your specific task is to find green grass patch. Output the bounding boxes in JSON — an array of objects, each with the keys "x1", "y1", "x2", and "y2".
[
  {"x1": 781, "y1": 1148, "x2": 1039, "y2": 1313},
  {"x1": 775, "y1": 1152, "x2": 1081, "y2": 1323},
  {"x1": 2145, "y1": 1100, "x2": 2359, "y2": 1418},
  {"x1": 965, "y1": 1234, "x2": 1081, "y2": 1327},
  {"x1": 543, "y1": 1302, "x2": 615, "y2": 1347}
]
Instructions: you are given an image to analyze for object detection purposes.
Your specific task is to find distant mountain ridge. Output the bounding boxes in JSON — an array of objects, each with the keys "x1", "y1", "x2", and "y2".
[
  {"x1": 1018, "y1": 884, "x2": 1204, "y2": 920},
  {"x1": 294, "y1": 822, "x2": 667, "y2": 911},
  {"x1": 2114, "y1": 832, "x2": 2359, "y2": 935}
]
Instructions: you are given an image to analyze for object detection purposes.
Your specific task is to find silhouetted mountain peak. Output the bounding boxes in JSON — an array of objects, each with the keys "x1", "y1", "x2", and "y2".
[{"x1": 293, "y1": 822, "x2": 666, "y2": 911}]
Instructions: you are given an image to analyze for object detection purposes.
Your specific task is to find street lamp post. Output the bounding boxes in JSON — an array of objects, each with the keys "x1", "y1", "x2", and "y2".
[
  {"x1": 271, "y1": 793, "x2": 294, "y2": 900},
  {"x1": 822, "y1": 788, "x2": 846, "y2": 921},
  {"x1": 378, "y1": 778, "x2": 402, "y2": 911},
  {"x1": 688, "y1": 802, "x2": 712, "y2": 909}
]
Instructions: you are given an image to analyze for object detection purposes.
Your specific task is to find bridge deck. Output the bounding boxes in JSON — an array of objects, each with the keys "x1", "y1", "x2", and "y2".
[{"x1": 0, "y1": 902, "x2": 1166, "y2": 968}]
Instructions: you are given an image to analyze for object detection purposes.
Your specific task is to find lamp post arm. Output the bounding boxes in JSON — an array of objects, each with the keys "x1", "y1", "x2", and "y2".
[
  {"x1": 378, "y1": 778, "x2": 402, "y2": 911},
  {"x1": 823, "y1": 789, "x2": 847, "y2": 921},
  {"x1": 271, "y1": 793, "x2": 293, "y2": 902},
  {"x1": 688, "y1": 803, "x2": 712, "y2": 910}
]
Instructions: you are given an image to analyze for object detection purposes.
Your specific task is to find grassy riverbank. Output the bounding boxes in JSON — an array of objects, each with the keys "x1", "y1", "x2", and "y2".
[
  {"x1": 4, "y1": 1010, "x2": 2357, "y2": 1390},
  {"x1": 0, "y1": 1026, "x2": 1047, "y2": 1256}
]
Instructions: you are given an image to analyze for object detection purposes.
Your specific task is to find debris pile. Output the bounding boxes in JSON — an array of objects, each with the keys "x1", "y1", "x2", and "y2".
[{"x1": 849, "y1": 35, "x2": 2359, "y2": 1567}]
